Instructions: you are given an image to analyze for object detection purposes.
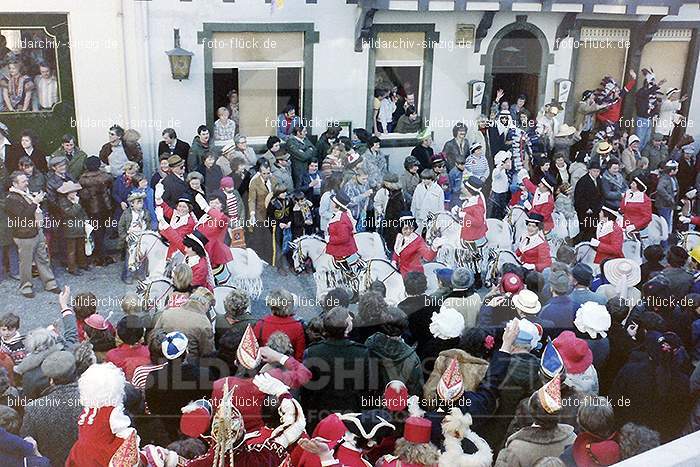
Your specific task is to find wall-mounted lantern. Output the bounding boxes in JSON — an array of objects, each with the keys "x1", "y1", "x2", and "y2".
[
  {"x1": 554, "y1": 79, "x2": 573, "y2": 104},
  {"x1": 467, "y1": 80, "x2": 486, "y2": 108},
  {"x1": 165, "y1": 29, "x2": 193, "y2": 81}
]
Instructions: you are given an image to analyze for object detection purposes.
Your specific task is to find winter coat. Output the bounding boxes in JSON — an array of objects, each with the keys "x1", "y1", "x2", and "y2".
[
  {"x1": 160, "y1": 173, "x2": 188, "y2": 209},
  {"x1": 20, "y1": 382, "x2": 81, "y2": 466},
  {"x1": 441, "y1": 289, "x2": 482, "y2": 330},
  {"x1": 78, "y1": 170, "x2": 113, "y2": 219},
  {"x1": 573, "y1": 173, "x2": 603, "y2": 219},
  {"x1": 45, "y1": 172, "x2": 73, "y2": 216},
  {"x1": 51, "y1": 147, "x2": 87, "y2": 181},
  {"x1": 442, "y1": 138, "x2": 470, "y2": 169},
  {"x1": 99, "y1": 140, "x2": 142, "y2": 166},
  {"x1": 187, "y1": 136, "x2": 210, "y2": 173},
  {"x1": 365, "y1": 332, "x2": 424, "y2": 396},
  {"x1": 271, "y1": 162, "x2": 294, "y2": 193},
  {"x1": 482, "y1": 351, "x2": 543, "y2": 452},
  {"x1": 392, "y1": 233, "x2": 437, "y2": 277},
  {"x1": 540, "y1": 296, "x2": 576, "y2": 331},
  {"x1": 0, "y1": 428, "x2": 50, "y2": 467},
  {"x1": 655, "y1": 173, "x2": 678, "y2": 209},
  {"x1": 5, "y1": 190, "x2": 40, "y2": 239},
  {"x1": 411, "y1": 181, "x2": 444, "y2": 226},
  {"x1": 117, "y1": 208, "x2": 152, "y2": 249},
  {"x1": 254, "y1": 314, "x2": 306, "y2": 362},
  {"x1": 204, "y1": 165, "x2": 224, "y2": 197},
  {"x1": 326, "y1": 211, "x2": 357, "y2": 258},
  {"x1": 158, "y1": 139, "x2": 190, "y2": 160},
  {"x1": 287, "y1": 136, "x2": 318, "y2": 186},
  {"x1": 642, "y1": 143, "x2": 669, "y2": 171},
  {"x1": 247, "y1": 172, "x2": 278, "y2": 221},
  {"x1": 301, "y1": 338, "x2": 374, "y2": 430},
  {"x1": 58, "y1": 195, "x2": 89, "y2": 239},
  {"x1": 610, "y1": 350, "x2": 691, "y2": 442},
  {"x1": 423, "y1": 348, "x2": 488, "y2": 408},
  {"x1": 569, "y1": 162, "x2": 588, "y2": 191},
  {"x1": 600, "y1": 170, "x2": 628, "y2": 209},
  {"x1": 152, "y1": 303, "x2": 215, "y2": 359},
  {"x1": 411, "y1": 145, "x2": 434, "y2": 171},
  {"x1": 495, "y1": 424, "x2": 576, "y2": 467},
  {"x1": 400, "y1": 295, "x2": 439, "y2": 349}
]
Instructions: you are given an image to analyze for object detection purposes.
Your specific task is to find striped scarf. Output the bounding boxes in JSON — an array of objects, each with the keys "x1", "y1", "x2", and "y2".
[{"x1": 226, "y1": 192, "x2": 238, "y2": 221}]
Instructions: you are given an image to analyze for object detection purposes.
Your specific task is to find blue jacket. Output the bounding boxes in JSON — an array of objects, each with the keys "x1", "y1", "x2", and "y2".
[
  {"x1": 448, "y1": 166, "x2": 463, "y2": 207},
  {"x1": 540, "y1": 296, "x2": 576, "y2": 330},
  {"x1": 569, "y1": 288, "x2": 607, "y2": 313},
  {"x1": 0, "y1": 428, "x2": 51, "y2": 467},
  {"x1": 276, "y1": 114, "x2": 301, "y2": 141}
]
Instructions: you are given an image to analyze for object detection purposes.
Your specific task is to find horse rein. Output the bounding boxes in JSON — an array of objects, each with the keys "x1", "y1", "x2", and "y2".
[{"x1": 130, "y1": 231, "x2": 160, "y2": 268}]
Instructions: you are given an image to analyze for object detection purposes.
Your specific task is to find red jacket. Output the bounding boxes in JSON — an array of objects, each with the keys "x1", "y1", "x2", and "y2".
[
  {"x1": 460, "y1": 194, "x2": 488, "y2": 241},
  {"x1": 104, "y1": 343, "x2": 150, "y2": 380},
  {"x1": 160, "y1": 228, "x2": 212, "y2": 290},
  {"x1": 620, "y1": 191, "x2": 652, "y2": 231},
  {"x1": 596, "y1": 79, "x2": 636, "y2": 125},
  {"x1": 159, "y1": 203, "x2": 195, "y2": 258},
  {"x1": 65, "y1": 406, "x2": 127, "y2": 467},
  {"x1": 595, "y1": 220, "x2": 624, "y2": 264},
  {"x1": 523, "y1": 178, "x2": 555, "y2": 231},
  {"x1": 392, "y1": 233, "x2": 437, "y2": 277},
  {"x1": 254, "y1": 315, "x2": 307, "y2": 362},
  {"x1": 197, "y1": 208, "x2": 233, "y2": 267},
  {"x1": 326, "y1": 211, "x2": 358, "y2": 259},
  {"x1": 516, "y1": 232, "x2": 552, "y2": 272}
]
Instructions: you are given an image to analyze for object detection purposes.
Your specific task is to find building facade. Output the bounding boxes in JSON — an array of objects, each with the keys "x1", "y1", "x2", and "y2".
[{"x1": 2, "y1": 0, "x2": 699, "y2": 174}]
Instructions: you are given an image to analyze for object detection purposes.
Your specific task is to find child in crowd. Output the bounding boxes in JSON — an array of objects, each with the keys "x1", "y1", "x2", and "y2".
[
  {"x1": 133, "y1": 173, "x2": 157, "y2": 230},
  {"x1": 432, "y1": 154, "x2": 450, "y2": 208},
  {"x1": 57, "y1": 181, "x2": 90, "y2": 275},
  {"x1": 449, "y1": 156, "x2": 466, "y2": 208},
  {"x1": 0, "y1": 312, "x2": 25, "y2": 365},
  {"x1": 118, "y1": 191, "x2": 152, "y2": 284},
  {"x1": 105, "y1": 315, "x2": 150, "y2": 380},
  {"x1": 400, "y1": 155, "x2": 421, "y2": 206},
  {"x1": 267, "y1": 186, "x2": 292, "y2": 275},
  {"x1": 291, "y1": 190, "x2": 315, "y2": 240},
  {"x1": 203, "y1": 152, "x2": 223, "y2": 197}
]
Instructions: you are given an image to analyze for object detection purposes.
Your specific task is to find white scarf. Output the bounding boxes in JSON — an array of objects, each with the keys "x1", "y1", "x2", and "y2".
[
  {"x1": 533, "y1": 189, "x2": 550, "y2": 207},
  {"x1": 394, "y1": 232, "x2": 419, "y2": 255},
  {"x1": 519, "y1": 231, "x2": 545, "y2": 252},
  {"x1": 170, "y1": 211, "x2": 192, "y2": 230},
  {"x1": 597, "y1": 219, "x2": 614, "y2": 237},
  {"x1": 624, "y1": 190, "x2": 644, "y2": 203}
]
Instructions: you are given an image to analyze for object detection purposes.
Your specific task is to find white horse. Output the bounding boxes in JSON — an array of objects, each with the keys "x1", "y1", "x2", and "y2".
[
  {"x1": 136, "y1": 278, "x2": 174, "y2": 312},
  {"x1": 484, "y1": 249, "x2": 522, "y2": 287},
  {"x1": 639, "y1": 214, "x2": 668, "y2": 249},
  {"x1": 574, "y1": 236, "x2": 642, "y2": 276},
  {"x1": 424, "y1": 261, "x2": 449, "y2": 295},
  {"x1": 126, "y1": 231, "x2": 265, "y2": 298},
  {"x1": 288, "y1": 233, "x2": 388, "y2": 275},
  {"x1": 424, "y1": 211, "x2": 510, "y2": 277}
]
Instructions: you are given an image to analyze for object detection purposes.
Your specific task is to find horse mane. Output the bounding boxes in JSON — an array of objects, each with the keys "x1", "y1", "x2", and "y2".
[
  {"x1": 299, "y1": 234, "x2": 327, "y2": 244},
  {"x1": 132, "y1": 230, "x2": 169, "y2": 247}
]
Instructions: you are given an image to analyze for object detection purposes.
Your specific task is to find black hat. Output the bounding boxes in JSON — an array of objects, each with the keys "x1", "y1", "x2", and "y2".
[
  {"x1": 581, "y1": 90, "x2": 594, "y2": 100},
  {"x1": 541, "y1": 173, "x2": 556, "y2": 192},
  {"x1": 398, "y1": 212, "x2": 417, "y2": 230},
  {"x1": 177, "y1": 195, "x2": 193, "y2": 206},
  {"x1": 587, "y1": 160, "x2": 601, "y2": 170},
  {"x1": 183, "y1": 230, "x2": 208, "y2": 257},
  {"x1": 601, "y1": 204, "x2": 619, "y2": 218},
  {"x1": 331, "y1": 192, "x2": 350, "y2": 211},
  {"x1": 527, "y1": 213, "x2": 544, "y2": 224},
  {"x1": 85, "y1": 156, "x2": 101, "y2": 172},
  {"x1": 632, "y1": 175, "x2": 648, "y2": 192},
  {"x1": 464, "y1": 176, "x2": 483, "y2": 193},
  {"x1": 572, "y1": 263, "x2": 594, "y2": 286}
]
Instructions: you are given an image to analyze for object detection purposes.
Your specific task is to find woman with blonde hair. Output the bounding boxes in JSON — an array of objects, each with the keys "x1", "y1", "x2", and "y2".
[{"x1": 213, "y1": 106, "x2": 236, "y2": 146}]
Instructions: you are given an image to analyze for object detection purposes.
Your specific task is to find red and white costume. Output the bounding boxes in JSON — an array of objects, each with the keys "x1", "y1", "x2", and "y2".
[
  {"x1": 619, "y1": 190, "x2": 652, "y2": 232},
  {"x1": 326, "y1": 211, "x2": 358, "y2": 259},
  {"x1": 159, "y1": 202, "x2": 195, "y2": 258},
  {"x1": 160, "y1": 226, "x2": 214, "y2": 290},
  {"x1": 196, "y1": 208, "x2": 233, "y2": 267},
  {"x1": 515, "y1": 232, "x2": 552, "y2": 272},
  {"x1": 460, "y1": 193, "x2": 488, "y2": 241},
  {"x1": 392, "y1": 232, "x2": 437, "y2": 277},
  {"x1": 594, "y1": 218, "x2": 624, "y2": 264},
  {"x1": 523, "y1": 178, "x2": 555, "y2": 232}
]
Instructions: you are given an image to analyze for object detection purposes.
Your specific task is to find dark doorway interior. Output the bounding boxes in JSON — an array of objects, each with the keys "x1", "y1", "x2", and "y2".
[
  {"x1": 491, "y1": 29, "x2": 542, "y2": 116},
  {"x1": 213, "y1": 68, "x2": 238, "y2": 119},
  {"x1": 277, "y1": 67, "x2": 301, "y2": 115}
]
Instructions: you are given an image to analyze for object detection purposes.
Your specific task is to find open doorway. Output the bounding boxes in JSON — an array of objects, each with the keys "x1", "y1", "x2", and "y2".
[{"x1": 490, "y1": 29, "x2": 542, "y2": 116}]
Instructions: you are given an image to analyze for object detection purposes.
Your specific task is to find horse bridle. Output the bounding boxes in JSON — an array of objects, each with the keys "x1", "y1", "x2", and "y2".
[
  {"x1": 129, "y1": 231, "x2": 160, "y2": 269},
  {"x1": 291, "y1": 236, "x2": 326, "y2": 271}
]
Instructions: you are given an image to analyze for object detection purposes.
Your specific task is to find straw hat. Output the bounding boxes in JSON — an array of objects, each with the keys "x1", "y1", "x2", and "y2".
[
  {"x1": 56, "y1": 181, "x2": 82, "y2": 195},
  {"x1": 603, "y1": 258, "x2": 641, "y2": 289},
  {"x1": 556, "y1": 124, "x2": 576, "y2": 137},
  {"x1": 512, "y1": 290, "x2": 541, "y2": 315}
]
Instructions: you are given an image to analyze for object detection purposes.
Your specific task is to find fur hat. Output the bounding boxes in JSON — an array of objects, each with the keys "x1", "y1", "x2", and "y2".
[
  {"x1": 439, "y1": 407, "x2": 493, "y2": 467},
  {"x1": 574, "y1": 302, "x2": 611, "y2": 339},
  {"x1": 429, "y1": 308, "x2": 465, "y2": 340},
  {"x1": 78, "y1": 362, "x2": 126, "y2": 409}
]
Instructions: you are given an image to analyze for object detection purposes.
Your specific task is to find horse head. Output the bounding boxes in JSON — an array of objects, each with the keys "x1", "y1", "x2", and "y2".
[
  {"x1": 126, "y1": 232, "x2": 142, "y2": 272},
  {"x1": 289, "y1": 237, "x2": 306, "y2": 274}
]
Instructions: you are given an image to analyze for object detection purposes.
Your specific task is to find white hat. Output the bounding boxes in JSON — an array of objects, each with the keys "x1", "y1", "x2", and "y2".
[
  {"x1": 603, "y1": 258, "x2": 641, "y2": 289},
  {"x1": 628, "y1": 135, "x2": 640, "y2": 146},
  {"x1": 429, "y1": 307, "x2": 465, "y2": 340},
  {"x1": 556, "y1": 124, "x2": 576, "y2": 137},
  {"x1": 512, "y1": 290, "x2": 541, "y2": 315},
  {"x1": 495, "y1": 150, "x2": 511, "y2": 166},
  {"x1": 574, "y1": 302, "x2": 612, "y2": 339}
]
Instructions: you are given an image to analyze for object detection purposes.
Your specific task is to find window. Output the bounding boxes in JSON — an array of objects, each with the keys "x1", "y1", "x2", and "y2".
[
  {"x1": 370, "y1": 31, "x2": 427, "y2": 137},
  {"x1": 211, "y1": 31, "x2": 304, "y2": 140}
]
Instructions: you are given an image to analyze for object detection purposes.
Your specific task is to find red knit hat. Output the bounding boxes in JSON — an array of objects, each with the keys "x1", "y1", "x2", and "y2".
[
  {"x1": 403, "y1": 416, "x2": 432, "y2": 444},
  {"x1": 553, "y1": 331, "x2": 593, "y2": 374},
  {"x1": 501, "y1": 273, "x2": 524, "y2": 294},
  {"x1": 383, "y1": 380, "x2": 409, "y2": 412},
  {"x1": 220, "y1": 176, "x2": 234, "y2": 189}
]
